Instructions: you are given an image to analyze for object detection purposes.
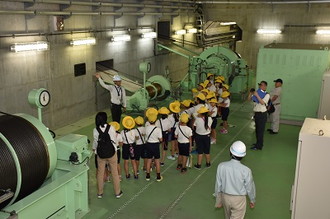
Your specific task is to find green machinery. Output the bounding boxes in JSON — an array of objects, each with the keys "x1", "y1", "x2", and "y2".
[
  {"x1": 256, "y1": 43, "x2": 330, "y2": 121},
  {"x1": 0, "y1": 88, "x2": 91, "y2": 219},
  {"x1": 157, "y1": 43, "x2": 250, "y2": 96}
]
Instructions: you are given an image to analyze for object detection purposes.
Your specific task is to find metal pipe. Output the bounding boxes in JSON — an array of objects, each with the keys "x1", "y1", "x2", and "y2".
[
  {"x1": 157, "y1": 43, "x2": 191, "y2": 59},
  {"x1": 196, "y1": 0, "x2": 330, "y2": 4}
]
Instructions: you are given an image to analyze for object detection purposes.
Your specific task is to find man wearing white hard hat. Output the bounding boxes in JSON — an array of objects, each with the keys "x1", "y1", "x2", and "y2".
[
  {"x1": 95, "y1": 73, "x2": 126, "y2": 123},
  {"x1": 214, "y1": 141, "x2": 256, "y2": 219}
]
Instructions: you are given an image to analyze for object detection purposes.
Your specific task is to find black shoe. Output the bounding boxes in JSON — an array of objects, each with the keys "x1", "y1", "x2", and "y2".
[
  {"x1": 269, "y1": 130, "x2": 278, "y2": 134},
  {"x1": 250, "y1": 146, "x2": 260, "y2": 151},
  {"x1": 134, "y1": 175, "x2": 138, "y2": 179},
  {"x1": 267, "y1": 129, "x2": 273, "y2": 132},
  {"x1": 126, "y1": 174, "x2": 131, "y2": 179},
  {"x1": 146, "y1": 173, "x2": 150, "y2": 181},
  {"x1": 194, "y1": 164, "x2": 202, "y2": 170},
  {"x1": 206, "y1": 162, "x2": 211, "y2": 168},
  {"x1": 115, "y1": 191, "x2": 123, "y2": 199},
  {"x1": 181, "y1": 168, "x2": 187, "y2": 173},
  {"x1": 176, "y1": 164, "x2": 182, "y2": 170},
  {"x1": 160, "y1": 162, "x2": 165, "y2": 167}
]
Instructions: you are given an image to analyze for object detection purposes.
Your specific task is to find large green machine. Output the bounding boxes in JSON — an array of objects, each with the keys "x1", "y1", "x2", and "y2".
[
  {"x1": 256, "y1": 43, "x2": 330, "y2": 121},
  {"x1": 0, "y1": 89, "x2": 91, "y2": 219}
]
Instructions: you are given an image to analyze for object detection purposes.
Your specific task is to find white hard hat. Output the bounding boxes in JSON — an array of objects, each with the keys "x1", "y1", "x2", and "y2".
[
  {"x1": 113, "y1": 75, "x2": 121, "y2": 81},
  {"x1": 230, "y1": 141, "x2": 246, "y2": 157}
]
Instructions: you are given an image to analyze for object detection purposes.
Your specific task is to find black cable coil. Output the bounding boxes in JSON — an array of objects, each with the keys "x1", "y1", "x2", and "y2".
[{"x1": 0, "y1": 114, "x2": 49, "y2": 209}]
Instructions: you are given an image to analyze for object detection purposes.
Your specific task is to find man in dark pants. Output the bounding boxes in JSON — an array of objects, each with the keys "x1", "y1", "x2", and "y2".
[
  {"x1": 248, "y1": 81, "x2": 269, "y2": 150},
  {"x1": 95, "y1": 73, "x2": 126, "y2": 123}
]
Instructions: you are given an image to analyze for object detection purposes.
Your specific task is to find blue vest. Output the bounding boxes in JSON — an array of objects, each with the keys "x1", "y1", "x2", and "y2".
[{"x1": 252, "y1": 89, "x2": 266, "y2": 103}]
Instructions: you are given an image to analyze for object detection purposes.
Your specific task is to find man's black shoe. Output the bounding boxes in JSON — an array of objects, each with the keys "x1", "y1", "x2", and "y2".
[
  {"x1": 250, "y1": 146, "x2": 261, "y2": 150},
  {"x1": 267, "y1": 129, "x2": 272, "y2": 132},
  {"x1": 269, "y1": 131, "x2": 278, "y2": 134}
]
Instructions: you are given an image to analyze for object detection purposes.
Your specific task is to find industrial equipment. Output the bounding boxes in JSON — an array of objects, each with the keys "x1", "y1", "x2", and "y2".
[
  {"x1": 0, "y1": 89, "x2": 91, "y2": 219},
  {"x1": 291, "y1": 118, "x2": 330, "y2": 219},
  {"x1": 157, "y1": 42, "x2": 249, "y2": 95}
]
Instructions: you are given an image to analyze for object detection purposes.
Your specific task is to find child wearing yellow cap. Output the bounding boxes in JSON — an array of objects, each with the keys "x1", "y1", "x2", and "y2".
[
  {"x1": 168, "y1": 101, "x2": 181, "y2": 160},
  {"x1": 133, "y1": 116, "x2": 146, "y2": 173},
  {"x1": 145, "y1": 109, "x2": 163, "y2": 182},
  {"x1": 156, "y1": 107, "x2": 171, "y2": 166},
  {"x1": 208, "y1": 98, "x2": 218, "y2": 144},
  {"x1": 121, "y1": 116, "x2": 138, "y2": 179},
  {"x1": 109, "y1": 121, "x2": 123, "y2": 182},
  {"x1": 174, "y1": 113, "x2": 193, "y2": 173},
  {"x1": 219, "y1": 91, "x2": 231, "y2": 134},
  {"x1": 194, "y1": 106, "x2": 213, "y2": 169}
]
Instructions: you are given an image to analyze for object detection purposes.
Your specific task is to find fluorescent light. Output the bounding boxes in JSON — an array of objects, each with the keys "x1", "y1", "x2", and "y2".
[
  {"x1": 175, "y1": 29, "x2": 186, "y2": 35},
  {"x1": 110, "y1": 34, "x2": 131, "y2": 42},
  {"x1": 220, "y1": 22, "x2": 236, "y2": 26},
  {"x1": 10, "y1": 41, "x2": 49, "y2": 52},
  {"x1": 316, "y1": 30, "x2": 330, "y2": 35},
  {"x1": 186, "y1": 28, "x2": 198, "y2": 33},
  {"x1": 70, "y1": 38, "x2": 96, "y2": 46},
  {"x1": 257, "y1": 29, "x2": 282, "y2": 34},
  {"x1": 141, "y1": 32, "x2": 157, "y2": 39}
]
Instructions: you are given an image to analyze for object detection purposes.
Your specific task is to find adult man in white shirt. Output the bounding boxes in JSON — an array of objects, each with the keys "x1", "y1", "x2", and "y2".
[
  {"x1": 95, "y1": 73, "x2": 127, "y2": 123},
  {"x1": 248, "y1": 81, "x2": 270, "y2": 150},
  {"x1": 215, "y1": 141, "x2": 256, "y2": 219},
  {"x1": 268, "y1": 79, "x2": 282, "y2": 134}
]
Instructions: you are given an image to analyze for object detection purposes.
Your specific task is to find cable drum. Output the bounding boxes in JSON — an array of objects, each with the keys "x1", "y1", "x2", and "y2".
[{"x1": 0, "y1": 114, "x2": 49, "y2": 209}]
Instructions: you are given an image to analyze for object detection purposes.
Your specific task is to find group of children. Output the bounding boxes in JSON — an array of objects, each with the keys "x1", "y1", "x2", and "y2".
[{"x1": 93, "y1": 73, "x2": 231, "y2": 198}]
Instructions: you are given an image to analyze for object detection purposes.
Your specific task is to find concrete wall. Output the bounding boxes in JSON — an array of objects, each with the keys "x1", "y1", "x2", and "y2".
[
  {"x1": 204, "y1": 2, "x2": 330, "y2": 70},
  {"x1": 0, "y1": 1, "x2": 197, "y2": 129}
]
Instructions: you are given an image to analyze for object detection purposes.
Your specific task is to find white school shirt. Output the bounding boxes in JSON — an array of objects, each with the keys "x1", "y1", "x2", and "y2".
[
  {"x1": 193, "y1": 104, "x2": 208, "y2": 118},
  {"x1": 145, "y1": 125, "x2": 162, "y2": 143},
  {"x1": 156, "y1": 118, "x2": 171, "y2": 132},
  {"x1": 93, "y1": 125, "x2": 117, "y2": 153},
  {"x1": 98, "y1": 78, "x2": 127, "y2": 107},
  {"x1": 220, "y1": 98, "x2": 231, "y2": 108},
  {"x1": 175, "y1": 125, "x2": 193, "y2": 144},
  {"x1": 168, "y1": 114, "x2": 179, "y2": 129},
  {"x1": 208, "y1": 84, "x2": 217, "y2": 92},
  {"x1": 113, "y1": 132, "x2": 123, "y2": 150},
  {"x1": 121, "y1": 129, "x2": 137, "y2": 144},
  {"x1": 217, "y1": 88, "x2": 223, "y2": 101},
  {"x1": 135, "y1": 126, "x2": 146, "y2": 145},
  {"x1": 194, "y1": 117, "x2": 213, "y2": 135},
  {"x1": 180, "y1": 107, "x2": 194, "y2": 116},
  {"x1": 208, "y1": 104, "x2": 218, "y2": 118}
]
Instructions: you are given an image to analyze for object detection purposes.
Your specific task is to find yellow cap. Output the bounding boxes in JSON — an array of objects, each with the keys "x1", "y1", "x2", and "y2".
[
  {"x1": 180, "y1": 113, "x2": 190, "y2": 123},
  {"x1": 221, "y1": 91, "x2": 230, "y2": 98},
  {"x1": 109, "y1": 121, "x2": 120, "y2": 131},
  {"x1": 215, "y1": 79, "x2": 223, "y2": 83},
  {"x1": 207, "y1": 73, "x2": 214, "y2": 78},
  {"x1": 158, "y1": 107, "x2": 170, "y2": 115},
  {"x1": 146, "y1": 107, "x2": 158, "y2": 118},
  {"x1": 122, "y1": 116, "x2": 136, "y2": 129},
  {"x1": 134, "y1": 116, "x2": 144, "y2": 125},
  {"x1": 216, "y1": 75, "x2": 225, "y2": 81},
  {"x1": 222, "y1": 84, "x2": 229, "y2": 90},
  {"x1": 197, "y1": 106, "x2": 209, "y2": 114},
  {"x1": 209, "y1": 98, "x2": 218, "y2": 103},
  {"x1": 206, "y1": 93, "x2": 215, "y2": 100},
  {"x1": 169, "y1": 101, "x2": 181, "y2": 113},
  {"x1": 148, "y1": 114, "x2": 157, "y2": 123},
  {"x1": 196, "y1": 93, "x2": 206, "y2": 101},
  {"x1": 191, "y1": 88, "x2": 198, "y2": 93},
  {"x1": 201, "y1": 89, "x2": 209, "y2": 94},
  {"x1": 181, "y1": 99, "x2": 192, "y2": 108},
  {"x1": 198, "y1": 82, "x2": 206, "y2": 88}
]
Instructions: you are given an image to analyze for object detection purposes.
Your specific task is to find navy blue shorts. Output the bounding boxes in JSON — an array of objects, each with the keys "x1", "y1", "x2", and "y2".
[
  {"x1": 134, "y1": 144, "x2": 142, "y2": 160},
  {"x1": 117, "y1": 149, "x2": 121, "y2": 164},
  {"x1": 221, "y1": 107, "x2": 229, "y2": 121},
  {"x1": 211, "y1": 117, "x2": 217, "y2": 129},
  {"x1": 168, "y1": 128, "x2": 176, "y2": 141},
  {"x1": 139, "y1": 144, "x2": 148, "y2": 159},
  {"x1": 195, "y1": 134, "x2": 211, "y2": 154},
  {"x1": 178, "y1": 142, "x2": 190, "y2": 156},
  {"x1": 122, "y1": 143, "x2": 135, "y2": 160},
  {"x1": 146, "y1": 142, "x2": 161, "y2": 159}
]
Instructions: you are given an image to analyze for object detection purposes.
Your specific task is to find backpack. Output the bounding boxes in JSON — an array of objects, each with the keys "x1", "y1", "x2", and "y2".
[
  {"x1": 267, "y1": 99, "x2": 275, "y2": 114},
  {"x1": 96, "y1": 124, "x2": 115, "y2": 159}
]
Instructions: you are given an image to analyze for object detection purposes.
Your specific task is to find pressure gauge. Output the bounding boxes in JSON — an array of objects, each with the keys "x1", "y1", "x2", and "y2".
[
  {"x1": 28, "y1": 88, "x2": 51, "y2": 108},
  {"x1": 139, "y1": 61, "x2": 151, "y2": 74}
]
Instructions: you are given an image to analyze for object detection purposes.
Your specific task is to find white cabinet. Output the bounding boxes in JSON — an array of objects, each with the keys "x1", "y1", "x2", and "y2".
[
  {"x1": 318, "y1": 71, "x2": 330, "y2": 119},
  {"x1": 291, "y1": 118, "x2": 330, "y2": 219}
]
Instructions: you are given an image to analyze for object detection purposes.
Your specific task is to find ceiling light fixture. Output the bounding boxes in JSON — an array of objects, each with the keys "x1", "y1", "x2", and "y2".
[
  {"x1": 316, "y1": 30, "x2": 330, "y2": 35},
  {"x1": 70, "y1": 38, "x2": 96, "y2": 46},
  {"x1": 141, "y1": 32, "x2": 157, "y2": 39},
  {"x1": 186, "y1": 28, "x2": 198, "y2": 33},
  {"x1": 175, "y1": 29, "x2": 187, "y2": 35},
  {"x1": 220, "y1": 22, "x2": 237, "y2": 26},
  {"x1": 257, "y1": 29, "x2": 282, "y2": 34},
  {"x1": 10, "y1": 41, "x2": 49, "y2": 52},
  {"x1": 110, "y1": 34, "x2": 131, "y2": 42}
]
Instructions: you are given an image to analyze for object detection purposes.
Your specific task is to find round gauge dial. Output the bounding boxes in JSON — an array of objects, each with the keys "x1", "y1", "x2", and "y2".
[{"x1": 39, "y1": 90, "x2": 50, "y2": 107}]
